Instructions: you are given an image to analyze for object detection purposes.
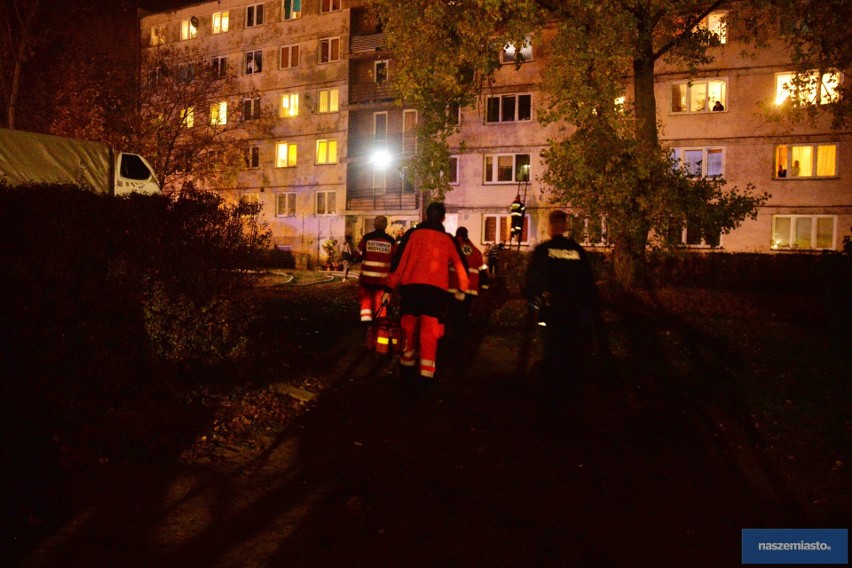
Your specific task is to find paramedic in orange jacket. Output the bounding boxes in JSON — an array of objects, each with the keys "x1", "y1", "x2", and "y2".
[
  {"x1": 448, "y1": 226, "x2": 485, "y2": 298},
  {"x1": 356, "y1": 215, "x2": 395, "y2": 322},
  {"x1": 383, "y1": 202, "x2": 468, "y2": 382}
]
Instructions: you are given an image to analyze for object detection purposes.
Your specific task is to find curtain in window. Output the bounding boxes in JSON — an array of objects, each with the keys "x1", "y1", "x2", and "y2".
[
  {"x1": 816, "y1": 145, "x2": 836, "y2": 176},
  {"x1": 706, "y1": 149, "x2": 723, "y2": 177},
  {"x1": 790, "y1": 145, "x2": 813, "y2": 176}
]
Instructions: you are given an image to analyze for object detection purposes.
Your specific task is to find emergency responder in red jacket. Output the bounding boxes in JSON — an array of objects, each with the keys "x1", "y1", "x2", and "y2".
[
  {"x1": 356, "y1": 215, "x2": 396, "y2": 322},
  {"x1": 448, "y1": 226, "x2": 486, "y2": 297},
  {"x1": 383, "y1": 202, "x2": 468, "y2": 385}
]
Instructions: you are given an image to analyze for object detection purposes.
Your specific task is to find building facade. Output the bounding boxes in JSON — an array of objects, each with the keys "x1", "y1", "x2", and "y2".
[{"x1": 140, "y1": 2, "x2": 850, "y2": 263}]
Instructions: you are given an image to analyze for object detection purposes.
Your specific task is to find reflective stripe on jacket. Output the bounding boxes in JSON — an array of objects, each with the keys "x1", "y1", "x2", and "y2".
[
  {"x1": 357, "y1": 230, "x2": 395, "y2": 288},
  {"x1": 448, "y1": 238, "x2": 484, "y2": 295}
]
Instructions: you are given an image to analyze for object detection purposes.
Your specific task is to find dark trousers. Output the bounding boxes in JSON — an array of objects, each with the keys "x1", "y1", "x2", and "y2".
[{"x1": 541, "y1": 319, "x2": 583, "y2": 401}]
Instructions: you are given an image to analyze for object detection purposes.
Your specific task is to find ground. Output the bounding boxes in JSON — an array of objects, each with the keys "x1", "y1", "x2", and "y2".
[{"x1": 3, "y1": 271, "x2": 849, "y2": 567}]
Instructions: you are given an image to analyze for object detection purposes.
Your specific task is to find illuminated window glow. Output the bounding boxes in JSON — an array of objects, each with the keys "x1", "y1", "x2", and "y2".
[
  {"x1": 283, "y1": 0, "x2": 302, "y2": 20},
  {"x1": 150, "y1": 25, "x2": 166, "y2": 46},
  {"x1": 181, "y1": 107, "x2": 194, "y2": 128},
  {"x1": 774, "y1": 143, "x2": 837, "y2": 178},
  {"x1": 316, "y1": 139, "x2": 338, "y2": 164},
  {"x1": 212, "y1": 11, "x2": 229, "y2": 34},
  {"x1": 318, "y1": 89, "x2": 339, "y2": 113},
  {"x1": 502, "y1": 36, "x2": 533, "y2": 64},
  {"x1": 210, "y1": 101, "x2": 227, "y2": 125},
  {"x1": 181, "y1": 19, "x2": 198, "y2": 40},
  {"x1": 279, "y1": 93, "x2": 299, "y2": 117},
  {"x1": 772, "y1": 215, "x2": 835, "y2": 250},
  {"x1": 671, "y1": 79, "x2": 726, "y2": 113},
  {"x1": 775, "y1": 70, "x2": 841, "y2": 105},
  {"x1": 696, "y1": 11, "x2": 727, "y2": 44},
  {"x1": 275, "y1": 142, "x2": 297, "y2": 167}
]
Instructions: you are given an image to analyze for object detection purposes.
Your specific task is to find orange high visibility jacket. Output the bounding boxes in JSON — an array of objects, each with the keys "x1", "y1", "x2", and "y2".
[
  {"x1": 357, "y1": 230, "x2": 395, "y2": 288},
  {"x1": 386, "y1": 226, "x2": 469, "y2": 293},
  {"x1": 449, "y1": 237, "x2": 485, "y2": 296}
]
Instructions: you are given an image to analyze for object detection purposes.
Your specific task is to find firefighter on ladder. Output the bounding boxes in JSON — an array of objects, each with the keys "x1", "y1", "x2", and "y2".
[
  {"x1": 383, "y1": 202, "x2": 468, "y2": 389},
  {"x1": 356, "y1": 215, "x2": 396, "y2": 322}
]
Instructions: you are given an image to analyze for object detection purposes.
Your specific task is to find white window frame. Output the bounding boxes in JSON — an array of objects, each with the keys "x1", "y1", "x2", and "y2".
[
  {"x1": 245, "y1": 145, "x2": 260, "y2": 169},
  {"x1": 320, "y1": 0, "x2": 341, "y2": 14},
  {"x1": 279, "y1": 93, "x2": 299, "y2": 117},
  {"x1": 483, "y1": 153, "x2": 531, "y2": 184},
  {"x1": 246, "y1": 3, "x2": 265, "y2": 27},
  {"x1": 774, "y1": 143, "x2": 838, "y2": 179},
  {"x1": 211, "y1": 55, "x2": 228, "y2": 78},
  {"x1": 447, "y1": 156, "x2": 459, "y2": 185},
  {"x1": 150, "y1": 25, "x2": 166, "y2": 46},
  {"x1": 276, "y1": 192, "x2": 296, "y2": 217},
  {"x1": 402, "y1": 109, "x2": 418, "y2": 154},
  {"x1": 316, "y1": 139, "x2": 338, "y2": 165},
  {"x1": 696, "y1": 11, "x2": 727, "y2": 44},
  {"x1": 374, "y1": 60, "x2": 389, "y2": 84},
  {"x1": 373, "y1": 111, "x2": 388, "y2": 140},
  {"x1": 210, "y1": 101, "x2": 228, "y2": 125},
  {"x1": 180, "y1": 18, "x2": 198, "y2": 40},
  {"x1": 275, "y1": 142, "x2": 297, "y2": 168},
  {"x1": 771, "y1": 215, "x2": 836, "y2": 250},
  {"x1": 243, "y1": 97, "x2": 261, "y2": 121},
  {"x1": 482, "y1": 214, "x2": 530, "y2": 245},
  {"x1": 279, "y1": 44, "x2": 300, "y2": 69},
  {"x1": 319, "y1": 37, "x2": 341, "y2": 64},
  {"x1": 212, "y1": 11, "x2": 230, "y2": 34},
  {"x1": 567, "y1": 214, "x2": 609, "y2": 247},
  {"x1": 245, "y1": 50, "x2": 263, "y2": 75},
  {"x1": 316, "y1": 191, "x2": 337, "y2": 215},
  {"x1": 318, "y1": 88, "x2": 339, "y2": 113},
  {"x1": 501, "y1": 36, "x2": 533, "y2": 64},
  {"x1": 672, "y1": 147, "x2": 725, "y2": 178},
  {"x1": 282, "y1": 0, "x2": 302, "y2": 20},
  {"x1": 775, "y1": 70, "x2": 841, "y2": 106},
  {"x1": 671, "y1": 79, "x2": 727, "y2": 113},
  {"x1": 373, "y1": 167, "x2": 387, "y2": 194},
  {"x1": 485, "y1": 93, "x2": 533, "y2": 123}
]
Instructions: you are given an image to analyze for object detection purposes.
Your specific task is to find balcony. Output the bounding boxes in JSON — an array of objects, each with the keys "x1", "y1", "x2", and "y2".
[
  {"x1": 349, "y1": 82, "x2": 395, "y2": 105},
  {"x1": 351, "y1": 32, "x2": 386, "y2": 54},
  {"x1": 346, "y1": 187, "x2": 419, "y2": 212}
]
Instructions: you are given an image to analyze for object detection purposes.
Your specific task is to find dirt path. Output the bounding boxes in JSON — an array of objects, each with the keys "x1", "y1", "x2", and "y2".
[{"x1": 12, "y1": 283, "x2": 841, "y2": 567}]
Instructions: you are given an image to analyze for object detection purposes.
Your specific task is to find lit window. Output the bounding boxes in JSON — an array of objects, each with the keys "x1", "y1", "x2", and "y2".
[
  {"x1": 375, "y1": 60, "x2": 389, "y2": 84},
  {"x1": 320, "y1": 37, "x2": 340, "y2": 63},
  {"x1": 318, "y1": 88, "x2": 339, "y2": 113},
  {"x1": 279, "y1": 93, "x2": 299, "y2": 117},
  {"x1": 775, "y1": 70, "x2": 841, "y2": 105},
  {"x1": 697, "y1": 11, "x2": 727, "y2": 44},
  {"x1": 320, "y1": 0, "x2": 341, "y2": 13},
  {"x1": 275, "y1": 142, "x2": 297, "y2": 167},
  {"x1": 210, "y1": 101, "x2": 228, "y2": 125},
  {"x1": 211, "y1": 56, "x2": 228, "y2": 78},
  {"x1": 772, "y1": 215, "x2": 835, "y2": 250},
  {"x1": 181, "y1": 107, "x2": 194, "y2": 128},
  {"x1": 316, "y1": 191, "x2": 337, "y2": 215},
  {"x1": 774, "y1": 143, "x2": 837, "y2": 178},
  {"x1": 276, "y1": 192, "x2": 296, "y2": 217},
  {"x1": 316, "y1": 139, "x2": 338, "y2": 164},
  {"x1": 483, "y1": 214, "x2": 529, "y2": 244},
  {"x1": 212, "y1": 11, "x2": 229, "y2": 34},
  {"x1": 283, "y1": 0, "x2": 302, "y2": 20},
  {"x1": 484, "y1": 154, "x2": 531, "y2": 183},
  {"x1": 245, "y1": 145, "x2": 260, "y2": 169},
  {"x1": 246, "y1": 4, "x2": 265, "y2": 27},
  {"x1": 403, "y1": 109, "x2": 417, "y2": 154},
  {"x1": 280, "y1": 44, "x2": 300, "y2": 69},
  {"x1": 671, "y1": 79, "x2": 727, "y2": 113},
  {"x1": 502, "y1": 36, "x2": 533, "y2": 64},
  {"x1": 181, "y1": 18, "x2": 198, "y2": 40},
  {"x1": 150, "y1": 25, "x2": 166, "y2": 46},
  {"x1": 245, "y1": 50, "x2": 263, "y2": 74},
  {"x1": 672, "y1": 147, "x2": 724, "y2": 178},
  {"x1": 243, "y1": 97, "x2": 261, "y2": 121},
  {"x1": 486, "y1": 94, "x2": 532, "y2": 122}
]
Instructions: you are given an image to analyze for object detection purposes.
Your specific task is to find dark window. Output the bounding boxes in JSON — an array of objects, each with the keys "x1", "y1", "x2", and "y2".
[
  {"x1": 486, "y1": 98, "x2": 500, "y2": 122},
  {"x1": 120, "y1": 154, "x2": 151, "y2": 180}
]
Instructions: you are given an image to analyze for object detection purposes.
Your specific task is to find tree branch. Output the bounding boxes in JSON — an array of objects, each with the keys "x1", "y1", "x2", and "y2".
[{"x1": 653, "y1": 0, "x2": 728, "y2": 61}]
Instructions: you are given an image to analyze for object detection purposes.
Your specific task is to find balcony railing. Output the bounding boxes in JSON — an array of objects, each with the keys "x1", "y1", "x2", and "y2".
[
  {"x1": 351, "y1": 32, "x2": 386, "y2": 53},
  {"x1": 349, "y1": 82, "x2": 394, "y2": 104},
  {"x1": 346, "y1": 187, "x2": 419, "y2": 211}
]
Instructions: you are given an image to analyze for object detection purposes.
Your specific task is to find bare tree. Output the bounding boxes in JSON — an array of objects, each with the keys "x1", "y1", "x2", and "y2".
[{"x1": 0, "y1": 0, "x2": 42, "y2": 129}]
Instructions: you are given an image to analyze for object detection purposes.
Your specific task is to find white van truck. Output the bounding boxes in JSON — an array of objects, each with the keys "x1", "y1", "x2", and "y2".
[{"x1": 0, "y1": 128, "x2": 160, "y2": 195}]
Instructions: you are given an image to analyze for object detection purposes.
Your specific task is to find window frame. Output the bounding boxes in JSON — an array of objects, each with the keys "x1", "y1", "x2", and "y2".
[
  {"x1": 318, "y1": 88, "x2": 339, "y2": 113},
  {"x1": 275, "y1": 142, "x2": 297, "y2": 168},
  {"x1": 246, "y1": 3, "x2": 265, "y2": 27},
  {"x1": 279, "y1": 44, "x2": 300, "y2": 69},
  {"x1": 320, "y1": 0, "x2": 341, "y2": 14},
  {"x1": 181, "y1": 107, "x2": 194, "y2": 128},
  {"x1": 243, "y1": 97, "x2": 262, "y2": 121},
  {"x1": 672, "y1": 147, "x2": 725, "y2": 178},
  {"x1": 150, "y1": 25, "x2": 166, "y2": 46},
  {"x1": 670, "y1": 78, "x2": 728, "y2": 113},
  {"x1": 212, "y1": 11, "x2": 230, "y2": 34},
  {"x1": 276, "y1": 192, "x2": 297, "y2": 217},
  {"x1": 279, "y1": 92, "x2": 299, "y2": 118},
  {"x1": 316, "y1": 139, "x2": 338, "y2": 165},
  {"x1": 316, "y1": 190, "x2": 337, "y2": 215},
  {"x1": 245, "y1": 145, "x2": 260, "y2": 169},
  {"x1": 485, "y1": 93, "x2": 533, "y2": 123},
  {"x1": 775, "y1": 70, "x2": 841, "y2": 106},
  {"x1": 211, "y1": 55, "x2": 228, "y2": 78},
  {"x1": 210, "y1": 101, "x2": 228, "y2": 126},
  {"x1": 482, "y1": 214, "x2": 530, "y2": 245},
  {"x1": 319, "y1": 37, "x2": 341, "y2": 64},
  {"x1": 282, "y1": 0, "x2": 302, "y2": 20},
  {"x1": 180, "y1": 18, "x2": 198, "y2": 40},
  {"x1": 447, "y1": 156, "x2": 459, "y2": 185},
  {"x1": 402, "y1": 109, "x2": 418, "y2": 154},
  {"x1": 501, "y1": 36, "x2": 533, "y2": 64},
  {"x1": 245, "y1": 49, "x2": 263, "y2": 75},
  {"x1": 771, "y1": 215, "x2": 836, "y2": 250},
  {"x1": 374, "y1": 60, "x2": 389, "y2": 85},
  {"x1": 373, "y1": 111, "x2": 388, "y2": 140},
  {"x1": 697, "y1": 11, "x2": 728, "y2": 45},
  {"x1": 774, "y1": 142, "x2": 838, "y2": 179},
  {"x1": 483, "y1": 153, "x2": 531, "y2": 184}
]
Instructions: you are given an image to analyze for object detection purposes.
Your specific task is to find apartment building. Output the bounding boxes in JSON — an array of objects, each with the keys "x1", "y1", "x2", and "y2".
[{"x1": 140, "y1": 2, "x2": 850, "y2": 260}]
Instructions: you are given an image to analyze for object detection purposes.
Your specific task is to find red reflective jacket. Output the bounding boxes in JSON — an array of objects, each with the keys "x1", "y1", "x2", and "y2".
[
  {"x1": 449, "y1": 237, "x2": 485, "y2": 295},
  {"x1": 357, "y1": 230, "x2": 395, "y2": 288},
  {"x1": 387, "y1": 226, "x2": 468, "y2": 293}
]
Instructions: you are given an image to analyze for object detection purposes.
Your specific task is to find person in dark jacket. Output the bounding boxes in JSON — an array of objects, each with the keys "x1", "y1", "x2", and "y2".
[{"x1": 523, "y1": 209, "x2": 598, "y2": 402}]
